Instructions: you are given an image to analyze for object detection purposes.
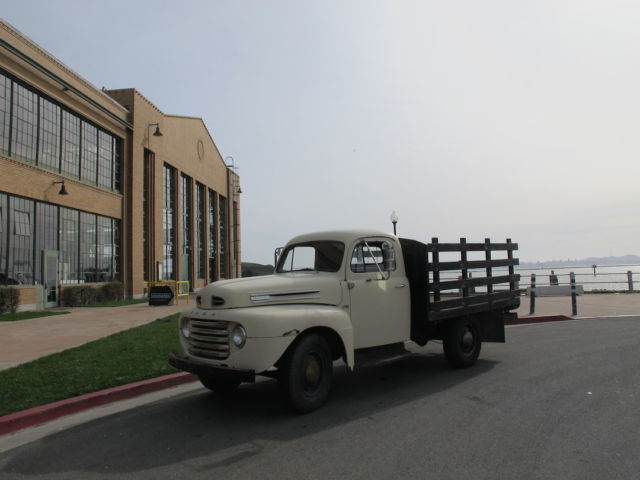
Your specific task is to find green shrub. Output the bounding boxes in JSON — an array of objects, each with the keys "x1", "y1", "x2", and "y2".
[
  {"x1": 99, "y1": 282, "x2": 124, "y2": 302},
  {"x1": 60, "y1": 285, "x2": 99, "y2": 307},
  {"x1": 0, "y1": 287, "x2": 20, "y2": 314}
]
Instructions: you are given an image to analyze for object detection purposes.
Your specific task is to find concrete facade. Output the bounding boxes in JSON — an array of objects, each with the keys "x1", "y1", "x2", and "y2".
[{"x1": 0, "y1": 20, "x2": 240, "y2": 305}]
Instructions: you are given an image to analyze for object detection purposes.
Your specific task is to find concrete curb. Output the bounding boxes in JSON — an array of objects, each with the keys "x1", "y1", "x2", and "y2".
[
  {"x1": 506, "y1": 315, "x2": 573, "y2": 325},
  {"x1": 0, "y1": 372, "x2": 197, "y2": 436}
]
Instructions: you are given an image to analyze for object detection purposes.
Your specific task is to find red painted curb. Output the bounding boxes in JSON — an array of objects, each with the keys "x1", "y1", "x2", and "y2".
[
  {"x1": 507, "y1": 315, "x2": 573, "y2": 325},
  {"x1": 0, "y1": 372, "x2": 197, "y2": 436}
]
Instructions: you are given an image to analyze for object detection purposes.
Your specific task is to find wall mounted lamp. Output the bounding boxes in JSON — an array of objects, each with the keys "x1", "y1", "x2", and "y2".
[
  {"x1": 148, "y1": 123, "x2": 163, "y2": 138},
  {"x1": 53, "y1": 180, "x2": 69, "y2": 195}
]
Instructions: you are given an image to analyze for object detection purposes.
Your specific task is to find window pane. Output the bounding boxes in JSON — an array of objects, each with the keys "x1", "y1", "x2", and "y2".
[
  {"x1": 96, "y1": 216, "x2": 113, "y2": 282},
  {"x1": 0, "y1": 194, "x2": 8, "y2": 284},
  {"x1": 219, "y1": 195, "x2": 227, "y2": 279},
  {"x1": 81, "y1": 122, "x2": 98, "y2": 184},
  {"x1": 162, "y1": 164, "x2": 176, "y2": 280},
  {"x1": 61, "y1": 111, "x2": 80, "y2": 178},
  {"x1": 113, "y1": 137, "x2": 121, "y2": 192},
  {"x1": 11, "y1": 84, "x2": 37, "y2": 164},
  {"x1": 8, "y1": 197, "x2": 34, "y2": 284},
  {"x1": 208, "y1": 189, "x2": 217, "y2": 283},
  {"x1": 196, "y1": 183, "x2": 206, "y2": 279},
  {"x1": 0, "y1": 74, "x2": 11, "y2": 157},
  {"x1": 97, "y1": 130, "x2": 113, "y2": 189},
  {"x1": 38, "y1": 98, "x2": 61, "y2": 172},
  {"x1": 79, "y1": 212, "x2": 96, "y2": 282},
  {"x1": 34, "y1": 203, "x2": 58, "y2": 285},
  {"x1": 60, "y1": 208, "x2": 79, "y2": 283},
  {"x1": 180, "y1": 174, "x2": 192, "y2": 282}
]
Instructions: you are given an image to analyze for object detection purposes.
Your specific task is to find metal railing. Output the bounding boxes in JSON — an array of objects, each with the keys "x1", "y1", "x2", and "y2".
[{"x1": 517, "y1": 268, "x2": 638, "y2": 292}]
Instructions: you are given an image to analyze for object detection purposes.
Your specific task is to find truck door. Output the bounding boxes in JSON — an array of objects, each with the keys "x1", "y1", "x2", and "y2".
[{"x1": 347, "y1": 238, "x2": 411, "y2": 349}]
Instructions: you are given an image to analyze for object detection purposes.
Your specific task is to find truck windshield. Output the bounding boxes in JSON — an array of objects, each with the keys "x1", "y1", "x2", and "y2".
[{"x1": 277, "y1": 241, "x2": 345, "y2": 273}]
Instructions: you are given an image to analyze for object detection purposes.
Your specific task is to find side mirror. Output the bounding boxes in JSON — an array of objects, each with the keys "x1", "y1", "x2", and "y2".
[{"x1": 382, "y1": 241, "x2": 396, "y2": 272}]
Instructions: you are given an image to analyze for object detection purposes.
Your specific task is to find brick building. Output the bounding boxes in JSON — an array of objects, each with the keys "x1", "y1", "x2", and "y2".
[{"x1": 0, "y1": 20, "x2": 241, "y2": 309}]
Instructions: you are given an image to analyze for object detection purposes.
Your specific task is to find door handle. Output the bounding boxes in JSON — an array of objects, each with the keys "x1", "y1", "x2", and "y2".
[{"x1": 395, "y1": 283, "x2": 407, "y2": 288}]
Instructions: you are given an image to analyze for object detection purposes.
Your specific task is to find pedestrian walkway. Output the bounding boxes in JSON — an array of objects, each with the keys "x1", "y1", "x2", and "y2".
[
  {"x1": 516, "y1": 293, "x2": 640, "y2": 318},
  {"x1": 0, "y1": 301, "x2": 191, "y2": 371}
]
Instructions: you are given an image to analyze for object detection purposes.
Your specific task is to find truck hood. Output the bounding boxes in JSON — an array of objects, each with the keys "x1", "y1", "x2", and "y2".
[{"x1": 197, "y1": 272, "x2": 343, "y2": 309}]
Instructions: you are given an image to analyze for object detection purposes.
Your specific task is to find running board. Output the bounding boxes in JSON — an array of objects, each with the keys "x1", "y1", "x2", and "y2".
[{"x1": 354, "y1": 343, "x2": 414, "y2": 370}]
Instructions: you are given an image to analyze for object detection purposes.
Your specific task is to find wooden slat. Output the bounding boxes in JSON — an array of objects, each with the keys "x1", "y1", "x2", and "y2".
[
  {"x1": 427, "y1": 242, "x2": 519, "y2": 252},
  {"x1": 428, "y1": 258, "x2": 519, "y2": 272},
  {"x1": 430, "y1": 274, "x2": 520, "y2": 291},
  {"x1": 429, "y1": 290, "x2": 521, "y2": 311}
]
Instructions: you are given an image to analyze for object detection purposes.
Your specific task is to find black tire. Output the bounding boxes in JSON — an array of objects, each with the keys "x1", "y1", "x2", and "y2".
[
  {"x1": 278, "y1": 333, "x2": 333, "y2": 413},
  {"x1": 198, "y1": 375, "x2": 241, "y2": 393},
  {"x1": 443, "y1": 316, "x2": 482, "y2": 368}
]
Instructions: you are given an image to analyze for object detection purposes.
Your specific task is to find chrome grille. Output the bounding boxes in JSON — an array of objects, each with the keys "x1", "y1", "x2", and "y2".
[{"x1": 186, "y1": 318, "x2": 230, "y2": 360}]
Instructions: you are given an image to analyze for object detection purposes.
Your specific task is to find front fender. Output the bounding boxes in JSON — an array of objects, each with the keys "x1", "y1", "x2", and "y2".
[{"x1": 182, "y1": 305, "x2": 354, "y2": 369}]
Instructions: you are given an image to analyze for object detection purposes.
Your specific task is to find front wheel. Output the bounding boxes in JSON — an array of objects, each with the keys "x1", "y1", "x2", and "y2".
[
  {"x1": 278, "y1": 333, "x2": 333, "y2": 413},
  {"x1": 443, "y1": 316, "x2": 482, "y2": 368}
]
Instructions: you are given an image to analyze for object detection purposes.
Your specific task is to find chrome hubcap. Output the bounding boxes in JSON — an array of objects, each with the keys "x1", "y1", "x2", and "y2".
[
  {"x1": 305, "y1": 356, "x2": 321, "y2": 387},
  {"x1": 462, "y1": 330, "x2": 474, "y2": 348}
]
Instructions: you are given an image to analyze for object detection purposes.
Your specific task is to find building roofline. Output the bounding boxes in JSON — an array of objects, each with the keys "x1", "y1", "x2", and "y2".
[{"x1": 1, "y1": 19, "x2": 129, "y2": 115}]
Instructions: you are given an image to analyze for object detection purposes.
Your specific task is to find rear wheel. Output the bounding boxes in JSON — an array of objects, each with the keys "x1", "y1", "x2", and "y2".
[
  {"x1": 443, "y1": 316, "x2": 482, "y2": 368},
  {"x1": 198, "y1": 375, "x2": 241, "y2": 393},
  {"x1": 279, "y1": 333, "x2": 333, "y2": 413}
]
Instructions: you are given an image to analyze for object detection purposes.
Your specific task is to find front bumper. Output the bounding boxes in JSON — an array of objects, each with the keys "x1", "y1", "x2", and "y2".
[{"x1": 168, "y1": 351, "x2": 256, "y2": 383}]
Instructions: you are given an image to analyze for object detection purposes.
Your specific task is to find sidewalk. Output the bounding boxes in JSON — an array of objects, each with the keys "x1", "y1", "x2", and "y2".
[
  {"x1": 516, "y1": 293, "x2": 640, "y2": 318},
  {"x1": 0, "y1": 300, "x2": 191, "y2": 371}
]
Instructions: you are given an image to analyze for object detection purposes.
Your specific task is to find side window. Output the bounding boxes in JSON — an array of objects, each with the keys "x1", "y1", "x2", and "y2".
[{"x1": 350, "y1": 241, "x2": 395, "y2": 273}]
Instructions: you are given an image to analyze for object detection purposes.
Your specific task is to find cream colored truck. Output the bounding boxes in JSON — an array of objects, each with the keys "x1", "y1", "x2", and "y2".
[{"x1": 169, "y1": 230, "x2": 521, "y2": 412}]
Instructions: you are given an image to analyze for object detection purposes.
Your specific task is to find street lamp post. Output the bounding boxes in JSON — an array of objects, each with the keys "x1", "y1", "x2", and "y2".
[{"x1": 390, "y1": 211, "x2": 398, "y2": 235}]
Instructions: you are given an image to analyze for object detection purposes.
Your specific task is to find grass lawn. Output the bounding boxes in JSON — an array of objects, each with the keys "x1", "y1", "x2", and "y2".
[
  {"x1": 0, "y1": 313, "x2": 180, "y2": 417},
  {"x1": 0, "y1": 311, "x2": 70, "y2": 322}
]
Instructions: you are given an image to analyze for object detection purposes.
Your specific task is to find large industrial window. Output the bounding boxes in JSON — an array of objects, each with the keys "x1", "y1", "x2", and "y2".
[
  {"x1": 0, "y1": 193, "x2": 119, "y2": 286},
  {"x1": 11, "y1": 83, "x2": 37, "y2": 164},
  {"x1": 208, "y1": 189, "x2": 218, "y2": 283},
  {"x1": 143, "y1": 150, "x2": 152, "y2": 281},
  {"x1": 219, "y1": 195, "x2": 228, "y2": 279},
  {"x1": 180, "y1": 174, "x2": 192, "y2": 282},
  {"x1": 0, "y1": 68, "x2": 122, "y2": 193},
  {"x1": 162, "y1": 164, "x2": 176, "y2": 280},
  {"x1": 195, "y1": 183, "x2": 206, "y2": 279}
]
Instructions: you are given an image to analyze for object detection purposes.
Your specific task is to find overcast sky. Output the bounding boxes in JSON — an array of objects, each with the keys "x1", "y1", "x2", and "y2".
[{"x1": 3, "y1": 1, "x2": 639, "y2": 265}]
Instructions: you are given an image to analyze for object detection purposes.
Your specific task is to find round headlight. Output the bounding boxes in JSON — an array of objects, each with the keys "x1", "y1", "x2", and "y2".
[
  {"x1": 231, "y1": 325, "x2": 247, "y2": 348},
  {"x1": 181, "y1": 326, "x2": 190, "y2": 338}
]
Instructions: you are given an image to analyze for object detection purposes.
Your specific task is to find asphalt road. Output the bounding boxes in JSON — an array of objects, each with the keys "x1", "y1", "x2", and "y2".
[{"x1": 1, "y1": 317, "x2": 639, "y2": 479}]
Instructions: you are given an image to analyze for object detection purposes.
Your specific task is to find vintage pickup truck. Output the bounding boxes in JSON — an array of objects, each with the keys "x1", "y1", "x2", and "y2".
[{"x1": 169, "y1": 229, "x2": 520, "y2": 412}]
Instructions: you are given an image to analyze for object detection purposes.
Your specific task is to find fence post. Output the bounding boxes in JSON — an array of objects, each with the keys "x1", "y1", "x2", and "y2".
[
  {"x1": 529, "y1": 273, "x2": 536, "y2": 315},
  {"x1": 570, "y1": 272, "x2": 578, "y2": 316},
  {"x1": 628, "y1": 271, "x2": 634, "y2": 292}
]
